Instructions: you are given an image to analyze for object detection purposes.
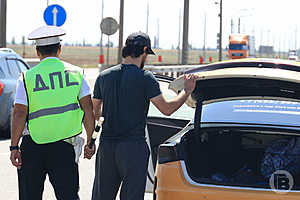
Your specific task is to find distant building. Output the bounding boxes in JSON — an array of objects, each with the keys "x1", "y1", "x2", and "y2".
[{"x1": 259, "y1": 45, "x2": 274, "y2": 55}]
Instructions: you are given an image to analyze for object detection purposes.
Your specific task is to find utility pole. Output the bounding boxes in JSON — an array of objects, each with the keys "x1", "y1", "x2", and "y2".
[
  {"x1": 203, "y1": 12, "x2": 207, "y2": 62},
  {"x1": 146, "y1": 2, "x2": 149, "y2": 34},
  {"x1": 178, "y1": 9, "x2": 181, "y2": 64},
  {"x1": 231, "y1": 19, "x2": 234, "y2": 34},
  {"x1": 157, "y1": 19, "x2": 160, "y2": 48},
  {"x1": 283, "y1": 32, "x2": 287, "y2": 58},
  {"x1": 216, "y1": 0, "x2": 222, "y2": 61},
  {"x1": 236, "y1": 8, "x2": 254, "y2": 35},
  {"x1": 0, "y1": 0, "x2": 7, "y2": 48},
  {"x1": 295, "y1": 26, "x2": 297, "y2": 50},
  {"x1": 238, "y1": 18, "x2": 240, "y2": 34},
  {"x1": 22, "y1": 36, "x2": 26, "y2": 58},
  {"x1": 278, "y1": 33, "x2": 281, "y2": 58},
  {"x1": 117, "y1": 0, "x2": 124, "y2": 64},
  {"x1": 260, "y1": 26, "x2": 263, "y2": 57},
  {"x1": 100, "y1": 0, "x2": 104, "y2": 56},
  {"x1": 182, "y1": 0, "x2": 189, "y2": 64},
  {"x1": 267, "y1": 29, "x2": 270, "y2": 46}
]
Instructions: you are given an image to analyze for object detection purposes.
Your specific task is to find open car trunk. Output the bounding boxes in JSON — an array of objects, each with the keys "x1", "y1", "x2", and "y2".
[
  {"x1": 168, "y1": 66, "x2": 300, "y2": 190},
  {"x1": 181, "y1": 127, "x2": 300, "y2": 190}
]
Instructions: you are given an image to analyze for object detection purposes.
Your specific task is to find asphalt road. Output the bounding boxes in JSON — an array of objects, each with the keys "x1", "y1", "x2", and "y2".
[{"x1": 0, "y1": 68, "x2": 153, "y2": 200}]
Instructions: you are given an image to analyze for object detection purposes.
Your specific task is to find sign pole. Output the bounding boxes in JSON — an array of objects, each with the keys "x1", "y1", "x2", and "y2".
[
  {"x1": 117, "y1": 0, "x2": 124, "y2": 64},
  {"x1": 182, "y1": 0, "x2": 189, "y2": 65},
  {"x1": 100, "y1": 17, "x2": 119, "y2": 71},
  {"x1": 106, "y1": 36, "x2": 110, "y2": 67},
  {"x1": 22, "y1": 36, "x2": 26, "y2": 58},
  {"x1": 0, "y1": 0, "x2": 7, "y2": 48},
  {"x1": 177, "y1": 9, "x2": 181, "y2": 64},
  {"x1": 100, "y1": 0, "x2": 104, "y2": 61},
  {"x1": 218, "y1": 0, "x2": 223, "y2": 61}
]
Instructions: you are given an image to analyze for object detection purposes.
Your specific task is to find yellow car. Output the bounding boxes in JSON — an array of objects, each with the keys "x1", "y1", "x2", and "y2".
[{"x1": 153, "y1": 58, "x2": 300, "y2": 200}]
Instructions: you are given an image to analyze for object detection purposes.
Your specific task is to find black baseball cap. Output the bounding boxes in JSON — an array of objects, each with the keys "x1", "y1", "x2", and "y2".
[{"x1": 125, "y1": 32, "x2": 155, "y2": 55}]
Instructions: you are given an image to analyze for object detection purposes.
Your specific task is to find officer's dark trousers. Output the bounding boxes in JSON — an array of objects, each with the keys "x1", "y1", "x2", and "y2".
[
  {"x1": 18, "y1": 135, "x2": 80, "y2": 200},
  {"x1": 92, "y1": 139, "x2": 150, "y2": 200}
]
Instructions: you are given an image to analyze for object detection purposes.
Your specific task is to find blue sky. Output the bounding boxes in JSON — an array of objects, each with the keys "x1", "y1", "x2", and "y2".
[{"x1": 6, "y1": 0, "x2": 300, "y2": 51}]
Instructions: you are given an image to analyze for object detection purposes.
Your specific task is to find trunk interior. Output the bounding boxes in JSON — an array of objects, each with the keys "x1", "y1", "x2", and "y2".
[{"x1": 182, "y1": 127, "x2": 300, "y2": 190}]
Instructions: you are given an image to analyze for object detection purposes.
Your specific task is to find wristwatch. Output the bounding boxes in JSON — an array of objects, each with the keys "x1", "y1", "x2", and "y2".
[{"x1": 9, "y1": 145, "x2": 19, "y2": 151}]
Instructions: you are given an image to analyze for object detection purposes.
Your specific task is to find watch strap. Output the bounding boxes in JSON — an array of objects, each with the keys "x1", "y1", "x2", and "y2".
[{"x1": 9, "y1": 145, "x2": 19, "y2": 151}]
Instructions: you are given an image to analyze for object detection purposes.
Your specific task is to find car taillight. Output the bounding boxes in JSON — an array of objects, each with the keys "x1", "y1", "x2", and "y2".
[
  {"x1": 0, "y1": 81, "x2": 3, "y2": 96},
  {"x1": 158, "y1": 144, "x2": 180, "y2": 164}
]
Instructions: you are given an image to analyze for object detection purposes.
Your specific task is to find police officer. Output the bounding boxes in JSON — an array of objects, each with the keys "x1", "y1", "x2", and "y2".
[
  {"x1": 10, "y1": 26, "x2": 95, "y2": 200},
  {"x1": 91, "y1": 32, "x2": 197, "y2": 200}
]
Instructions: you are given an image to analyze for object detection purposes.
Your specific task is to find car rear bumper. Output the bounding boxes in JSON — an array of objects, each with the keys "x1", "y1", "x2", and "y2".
[{"x1": 154, "y1": 161, "x2": 300, "y2": 200}]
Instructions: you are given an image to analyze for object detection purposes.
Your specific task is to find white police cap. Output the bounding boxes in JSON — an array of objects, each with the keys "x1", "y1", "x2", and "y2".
[{"x1": 28, "y1": 26, "x2": 66, "y2": 46}]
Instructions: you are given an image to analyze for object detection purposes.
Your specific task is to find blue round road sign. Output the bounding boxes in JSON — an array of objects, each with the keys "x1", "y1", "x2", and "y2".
[{"x1": 43, "y1": 4, "x2": 67, "y2": 27}]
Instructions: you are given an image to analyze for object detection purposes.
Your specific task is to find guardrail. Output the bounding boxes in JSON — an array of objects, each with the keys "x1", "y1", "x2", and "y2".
[
  {"x1": 144, "y1": 64, "x2": 202, "y2": 78},
  {"x1": 25, "y1": 57, "x2": 204, "y2": 79}
]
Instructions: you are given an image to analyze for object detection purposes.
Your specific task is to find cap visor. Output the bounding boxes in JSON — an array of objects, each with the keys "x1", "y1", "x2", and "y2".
[{"x1": 147, "y1": 48, "x2": 155, "y2": 55}]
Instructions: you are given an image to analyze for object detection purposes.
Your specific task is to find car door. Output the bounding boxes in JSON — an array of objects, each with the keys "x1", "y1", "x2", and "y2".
[
  {"x1": 145, "y1": 75, "x2": 194, "y2": 191},
  {"x1": 0, "y1": 56, "x2": 30, "y2": 136}
]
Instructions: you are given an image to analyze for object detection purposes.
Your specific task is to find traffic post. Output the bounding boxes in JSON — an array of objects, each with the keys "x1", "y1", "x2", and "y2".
[
  {"x1": 98, "y1": 54, "x2": 104, "y2": 72},
  {"x1": 158, "y1": 55, "x2": 162, "y2": 63},
  {"x1": 200, "y1": 56, "x2": 203, "y2": 64},
  {"x1": 99, "y1": 54, "x2": 104, "y2": 64}
]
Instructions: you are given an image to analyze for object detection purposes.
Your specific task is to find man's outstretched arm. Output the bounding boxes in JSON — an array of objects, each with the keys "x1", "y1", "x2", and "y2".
[{"x1": 151, "y1": 74, "x2": 197, "y2": 116}]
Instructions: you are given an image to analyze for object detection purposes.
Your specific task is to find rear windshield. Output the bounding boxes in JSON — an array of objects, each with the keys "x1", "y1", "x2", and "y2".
[
  {"x1": 148, "y1": 80, "x2": 194, "y2": 120},
  {"x1": 201, "y1": 99, "x2": 300, "y2": 127},
  {"x1": 229, "y1": 44, "x2": 248, "y2": 50}
]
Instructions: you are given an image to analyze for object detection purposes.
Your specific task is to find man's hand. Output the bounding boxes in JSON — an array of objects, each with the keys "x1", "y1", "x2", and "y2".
[
  {"x1": 150, "y1": 73, "x2": 198, "y2": 116},
  {"x1": 183, "y1": 74, "x2": 198, "y2": 95},
  {"x1": 84, "y1": 143, "x2": 95, "y2": 159},
  {"x1": 10, "y1": 150, "x2": 22, "y2": 169}
]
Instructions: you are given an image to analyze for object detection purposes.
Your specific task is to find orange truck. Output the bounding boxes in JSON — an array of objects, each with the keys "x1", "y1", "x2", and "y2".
[{"x1": 228, "y1": 34, "x2": 255, "y2": 59}]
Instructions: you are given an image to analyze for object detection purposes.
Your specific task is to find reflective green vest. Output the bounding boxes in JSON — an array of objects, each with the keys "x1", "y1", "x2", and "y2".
[{"x1": 24, "y1": 58, "x2": 84, "y2": 144}]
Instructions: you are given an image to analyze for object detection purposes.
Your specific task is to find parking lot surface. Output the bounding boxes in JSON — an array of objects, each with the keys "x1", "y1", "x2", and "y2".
[{"x1": 0, "y1": 68, "x2": 153, "y2": 200}]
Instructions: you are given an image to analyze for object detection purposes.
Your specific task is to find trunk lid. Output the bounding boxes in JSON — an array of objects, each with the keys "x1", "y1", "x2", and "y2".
[{"x1": 170, "y1": 61, "x2": 300, "y2": 108}]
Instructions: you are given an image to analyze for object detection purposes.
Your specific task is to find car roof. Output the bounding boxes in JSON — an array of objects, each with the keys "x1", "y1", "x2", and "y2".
[
  {"x1": 170, "y1": 59, "x2": 300, "y2": 108},
  {"x1": 0, "y1": 48, "x2": 22, "y2": 59}
]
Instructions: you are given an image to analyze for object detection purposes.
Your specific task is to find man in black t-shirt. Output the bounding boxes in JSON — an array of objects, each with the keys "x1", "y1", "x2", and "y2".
[{"x1": 89, "y1": 32, "x2": 197, "y2": 200}]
